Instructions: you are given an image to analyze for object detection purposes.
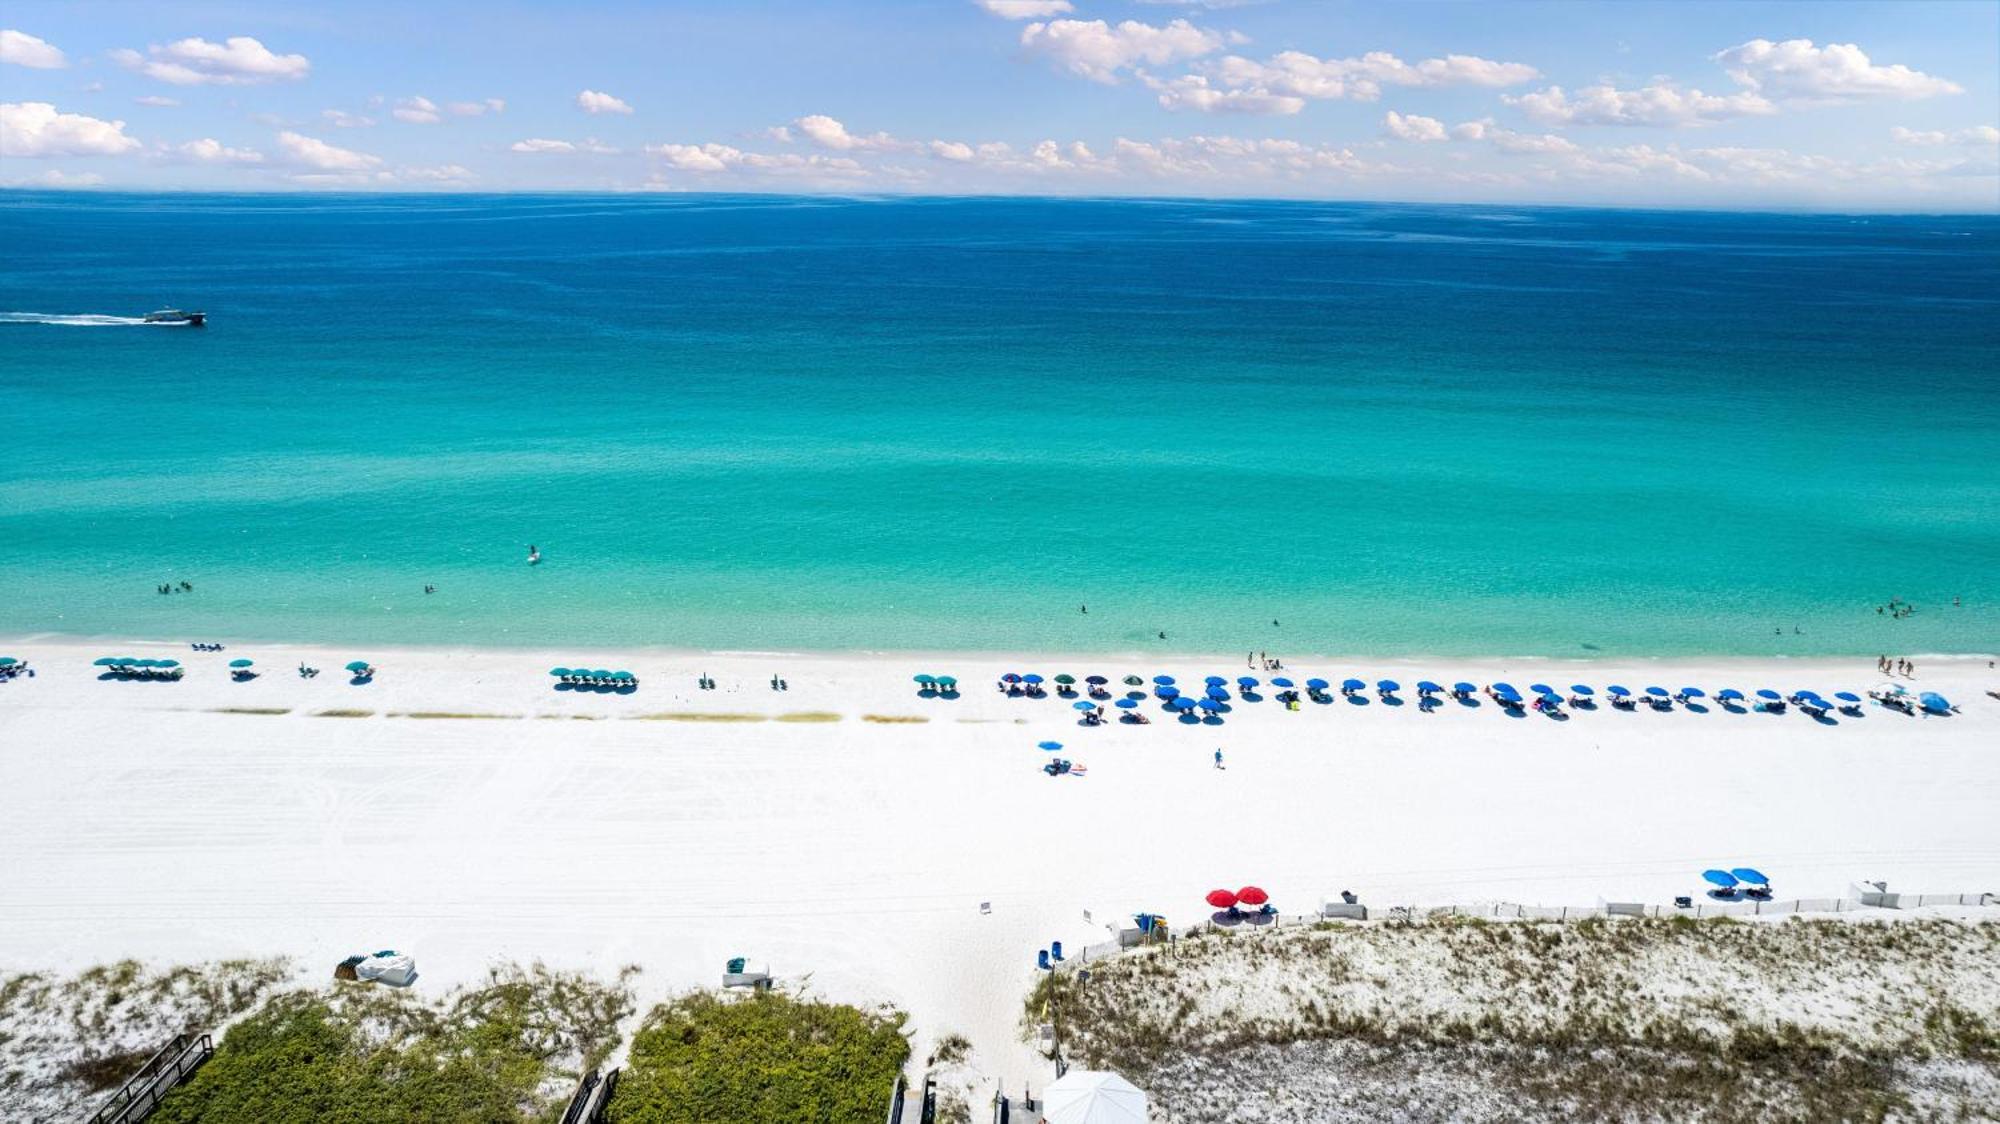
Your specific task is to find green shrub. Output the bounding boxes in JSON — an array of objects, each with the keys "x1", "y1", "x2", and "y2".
[{"x1": 609, "y1": 990, "x2": 909, "y2": 1124}]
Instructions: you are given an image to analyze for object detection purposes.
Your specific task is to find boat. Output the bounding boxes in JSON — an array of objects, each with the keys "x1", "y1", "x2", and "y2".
[{"x1": 143, "y1": 309, "x2": 206, "y2": 326}]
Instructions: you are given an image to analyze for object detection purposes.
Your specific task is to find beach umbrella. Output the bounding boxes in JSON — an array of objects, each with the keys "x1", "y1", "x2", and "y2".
[
  {"x1": 1206, "y1": 889, "x2": 1238, "y2": 909},
  {"x1": 1417, "y1": 681, "x2": 1442, "y2": 694},
  {"x1": 1237, "y1": 886, "x2": 1269, "y2": 906},
  {"x1": 1115, "y1": 698, "x2": 1138, "y2": 709},
  {"x1": 1755, "y1": 689, "x2": 1780, "y2": 700},
  {"x1": 347, "y1": 661, "x2": 372, "y2": 672},
  {"x1": 1124, "y1": 675, "x2": 1143, "y2": 686},
  {"x1": 0, "y1": 658, "x2": 15, "y2": 667},
  {"x1": 1198, "y1": 697, "x2": 1221, "y2": 711},
  {"x1": 1645, "y1": 686, "x2": 1669, "y2": 698},
  {"x1": 1023, "y1": 674, "x2": 1044, "y2": 684},
  {"x1": 1528, "y1": 684, "x2": 1553, "y2": 695},
  {"x1": 1072, "y1": 700, "x2": 1097, "y2": 711},
  {"x1": 1055, "y1": 674, "x2": 1076, "y2": 685},
  {"x1": 550, "y1": 668, "x2": 571, "y2": 677},
  {"x1": 914, "y1": 674, "x2": 935, "y2": 685},
  {"x1": 228, "y1": 659, "x2": 253, "y2": 668},
  {"x1": 1378, "y1": 679, "x2": 1400, "y2": 692},
  {"x1": 157, "y1": 659, "x2": 180, "y2": 668},
  {"x1": 1306, "y1": 678, "x2": 1329, "y2": 690},
  {"x1": 1920, "y1": 692, "x2": 1950, "y2": 713},
  {"x1": 93, "y1": 657, "x2": 118, "y2": 666},
  {"x1": 612, "y1": 671, "x2": 634, "y2": 681},
  {"x1": 1834, "y1": 691, "x2": 1861, "y2": 704},
  {"x1": 1002, "y1": 673, "x2": 1021, "y2": 683},
  {"x1": 1171, "y1": 697, "x2": 1196, "y2": 711},
  {"x1": 1453, "y1": 681, "x2": 1475, "y2": 694},
  {"x1": 1680, "y1": 687, "x2": 1706, "y2": 698},
  {"x1": 1086, "y1": 675, "x2": 1108, "y2": 685},
  {"x1": 590, "y1": 669, "x2": 612, "y2": 679},
  {"x1": 1569, "y1": 684, "x2": 1594, "y2": 696},
  {"x1": 1716, "y1": 689, "x2": 1744, "y2": 700},
  {"x1": 1702, "y1": 870, "x2": 1740, "y2": 888},
  {"x1": 1237, "y1": 676, "x2": 1259, "y2": 687},
  {"x1": 1607, "y1": 685, "x2": 1631, "y2": 697},
  {"x1": 1270, "y1": 677, "x2": 1294, "y2": 688},
  {"x1": 1206, "y1": 686, "x2": 1228, "y2": 700},
  {"x1": 1041, "y1": 1070, "x2": 1149, "y2": 1124},
  {"x1": 1038, "y1": 741, "x2": 1064, "y2": 751},
  {"x1": 1341, "y1": 678, "x2": 1364, "y2": 691},
  {"x1": 1204, "y1": 676, "x2": 1226, "y2": 686},
  {"x1": 1158, "y1": 685, "x2": 1180, "y2": 699},
  {"x1": 1730, "y1": 867, "x2": 1770, "y2": 885},
  {"x1": 1492, "y1": 685, "x2": 1522, "y2": 700},
  {"x1": 935, "y1": 676, "x2": 957, "y2": 687},
  {"x1": 1153, "y1": 675, "x2": 1175, "y2": 686}
]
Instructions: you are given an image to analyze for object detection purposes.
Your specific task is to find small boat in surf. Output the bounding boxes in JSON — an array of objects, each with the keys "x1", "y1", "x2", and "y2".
[
  {"x1": 143, "y1": 309, "x2": 206, "y2": 326},
  {"x1": 527, "y1": 544, "x2": 542, "y2": 565}
]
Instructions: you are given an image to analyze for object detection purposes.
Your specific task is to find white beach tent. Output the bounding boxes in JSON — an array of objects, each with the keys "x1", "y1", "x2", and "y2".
[{"x1": 1041, "y1": 1069, "x2": 1149, "y2": 1124}]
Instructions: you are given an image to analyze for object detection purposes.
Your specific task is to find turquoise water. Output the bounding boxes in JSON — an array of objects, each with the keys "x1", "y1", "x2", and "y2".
[{"x1": 2, "y1": 192, "x2": 1996, "y2": 656}]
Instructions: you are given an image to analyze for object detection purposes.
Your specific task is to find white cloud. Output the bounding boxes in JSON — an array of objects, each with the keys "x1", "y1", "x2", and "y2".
[
  {"x1": 5, "y1": 169, "x2": 105, "y2": 187},
  {"x1": 645, "y1": 141, "x2": 866, "y2": 177},
  {"x1": 929, "y1": 140, "x2": 976, "y2": 162},
  {"x1": 1714, "y1": 39, "x2": 1961, "y2": 101},
  {"x1": 173, "y1": 137, "x2": 265, "y2": 164},
  {"x1": 448, "y1": 98, "x2": 506, "y2": 116},
  {"x1": 134, "y1": 95, "x2": 180, "y2": 108},
  {"x1": 1, "y1": 29, "x2": 66, "y2": 68},
  {"x1": 1019, "y1": 18, "x2": 1225, "y2": 83},
  {"x1": 111, "y1": 36, "x2": 309, "y2": 86},
  {"x1": 0, "y1": 102, "x2": 141, "y2": 157},
  {"x1": 793, "y1": 114, "x2": 900, "y2": 151},
  {"x1": 1505, "y1": 83, "x2": 1775, "y2": 127},
  {"x1": 1202, "y1": 49, "x2": 1538, "y2": 107},
  {"x1": 393, "y1": 96, "x2": 441, "y2": 124},
  {"x1": 977, "y1": 0, "x2": 1073, "y2": 16},
  {"x1": 510, "y1": 137, "x2": 619, "y2": 155},
  {"x1": 1383, "y1": 110, "x2": 1447, "y2": 141},
  {"x1": 322, "y1": 109, "x2": 375, "y2": 128},
  {"x1": 1891, "y1": 124, "x2": 1999, "y2": 147},
  {"x1": 401, "y1": 163, "x2": 475, "y2": 183},
  {"x1": 1150, "y1": 74, "x2": 1302, "y2": 115},
  {"x1": 275, "y1": 130, "x2": 382, "y2": 172},
  {"x1": 576, "y1": 89, "x2": 633, "y2": 115}
]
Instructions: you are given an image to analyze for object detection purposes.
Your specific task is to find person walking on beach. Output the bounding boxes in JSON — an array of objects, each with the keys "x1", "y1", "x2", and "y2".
[{"x1": 1213, "y1": 748, "x2": 1224, "y2": 770}]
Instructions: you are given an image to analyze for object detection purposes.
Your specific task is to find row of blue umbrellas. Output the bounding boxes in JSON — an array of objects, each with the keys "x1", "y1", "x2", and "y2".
[
  {"x1": 1703, "y1": 867, "x2": 1770, "y2": 888},
  {"x1": 94, "y1": 656, "x2": 181, "y2": 668},
  {"x1": 1041, "y1": 671, "x2": 1888, "y2": 713},
  {"x1": 551, "y1": 667, "x2": 633, "y2": 681}
]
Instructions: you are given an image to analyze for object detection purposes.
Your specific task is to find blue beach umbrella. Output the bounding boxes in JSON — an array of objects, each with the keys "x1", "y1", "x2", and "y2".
[
  {"x1": 1270, "y1": 677, "x2": 1294, "y2": 688},
  {"x1": 93, "y1": 657, "x2": 118, "y2": 666},
  {"x1": 1920, "y1": 692, "x2": 1951, "y2": 713},
  {"x1": 1072, "y1": 700, "x2": 1097, "y2": 711},
  {"x1": 0, "y1": 658, "x2": 14, "y2": 667},
  {"x1": 1528, "y1": 683, "x2": 1554, "y2": 695},
  {"x1": 936, "y1": 676, "x2": 957, "y2": 688},
  {"x1": 1115, "y1": 698, "x2": 1138, "y2": 709},
  {"x1": 1730, "y1": 868, "x2": 1770, "y2": 885},
  {"x1": 1607, "y1": 685, "x2": 1631, "y2": 697},
  {"x1": 1023, "y1": 674, "x2": 1044, "y2": 684},
  {"x1": 1158, "y1": 685, "x2": 1181, "y2": 699},
  {"x1": 1237, "y1": 676, "x2": 1259, "y2": 687},
  {"x1": 157, "y1": 659, "x2": 180, "y2": 668},
  {"x1": 1755, "y1": 689, "x2": 1781, "y2": 700},
  {"x1": 914, "y1": 674, "x2": 935, "y2": 685},
  {"x1": 1153, "y1": 675, "x2": 1175, "y2": 686},
  {"x1": 1417, "y1": 681, "x2": 1442, "y2": 694},
  {"x1": 1306, "y1": 678, "x2": 1329, "y2": 690},
  {"x1": 1716, "y1": 688, "x2": 1744, "y2": 700},
  {"x1": 1206, "y1": 690, "x2": 1228, "y2": 703},
  {"x1": 349, "y1": 661, "x2": 374, "y2": 673},
  {"x1": 591, "y1": 669, "x2": 613, "y2": 679},
  {"x1": 1198, "y1": 697, "x2": 1221, "y2": 711},
  {"x1": 1834, "y1": 691, "x2": 1861, "y2": 704},
  {"x1": 1378, "y1": 679, "x2": 1400, "y2": 692},
  {"x1": 228, "y1": 659, "x2": 253, "y2": 668},
  {"x1": 550, "y1": 668, "x2": 571, "y2": 677},
  {"x1": 1680, "y1": 687, "x2": 1706, "y2": 698},
  {"x1": 612, "y1": 671, "x2": 634, "y2": 681},
  {"x1": 1702, "y1": 870, "x2": 1740, "y2": 888},
  {"x1": 1645, "y1": 686, "x2": 1669, "y2": 698},
  {"x1": 1569, "y1": 684, "x2": 1594, "y2": 696},
  {"x1": 1795, "y1": 689, "x2": 1820, "y2": 700},
  {"x1": 1038, "y1": 741, "x2": 1063, "y2": 751},
  {"x1": 1341, "y1": 678, "x2": 1364, "y2": 691},
  {"x1": 1453, "y1": 681, "x2": 1475, "y2": 694},
  {"x1": 1169, "y1": 697, "x2": 1194, "y2": 711},
  {"x1": 1085, "y1": 675, "x2": 1108, "y2": 685},
  {"x1": 1491, "y1": 682, "x2": 1517, "y2": 694},
  {"x1": 1204, "y1": 676, "x2": 1226, "y2": 686}
]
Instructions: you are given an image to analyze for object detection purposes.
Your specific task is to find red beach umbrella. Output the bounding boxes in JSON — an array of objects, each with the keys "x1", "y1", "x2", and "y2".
[
  {"x1": 1237, "y1": 886, "x2": 1269, "y2": 906},
  {"x1": 1205, "y1": 889, "x2": 1238, "y2": 909}
]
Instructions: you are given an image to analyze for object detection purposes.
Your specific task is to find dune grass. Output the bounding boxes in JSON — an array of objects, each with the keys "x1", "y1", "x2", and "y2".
[
  {"x1": 313, "y1": 709, "x2": 374, "y2": 718},
  {"x1": 150, "y1": 964, "x2": 635, "y2": 1124},
  {"x1": 633, "y1": 711, "x2": 768, "y2": 722},
  {"x1": 392, "y1": 712, "x2": 518, "y2": 720},
  {"x1": 209, "y1": 707, "x2": 292, "y2": 716},
  {"x1": 609, "y1": 990, "x2": 908, "y2": 1124},
  {"x1": 861, "y1": 714, "x2": 929, "y2": 724},
  {"x1": 774, "y1": 712, "x2": 841, "y2": 723}
]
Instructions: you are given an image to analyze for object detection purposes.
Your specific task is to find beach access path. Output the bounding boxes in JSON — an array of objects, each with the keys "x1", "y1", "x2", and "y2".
[{"x1": 1, "y1": 639, "x2": 1995, "y2": 1088}]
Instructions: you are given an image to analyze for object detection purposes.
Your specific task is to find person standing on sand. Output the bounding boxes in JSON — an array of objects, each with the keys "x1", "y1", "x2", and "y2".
[{"x1": 1214, "y1": 748, "x2": 1224, "y2": 770}]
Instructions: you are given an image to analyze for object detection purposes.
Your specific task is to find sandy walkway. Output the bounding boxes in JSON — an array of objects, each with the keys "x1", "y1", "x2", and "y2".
[{"x1": 1, "y1": 638, "x2": 1995, "y2": 1087}]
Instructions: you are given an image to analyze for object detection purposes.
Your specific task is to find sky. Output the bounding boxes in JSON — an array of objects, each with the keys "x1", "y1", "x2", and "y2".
[{"x1": 2, "y1": 0, "x2": 1996, "y2": 209}]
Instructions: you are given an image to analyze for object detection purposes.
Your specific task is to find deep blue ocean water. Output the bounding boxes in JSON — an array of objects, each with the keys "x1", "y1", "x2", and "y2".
[{"x1": 2, "y1": 192, "x2": 1995, "y2": 656}]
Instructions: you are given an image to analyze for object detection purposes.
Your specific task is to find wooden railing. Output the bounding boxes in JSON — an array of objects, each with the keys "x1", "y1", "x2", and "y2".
[{"x1": 84, "y1": 1032, "x2": 213, "y2": 1124}]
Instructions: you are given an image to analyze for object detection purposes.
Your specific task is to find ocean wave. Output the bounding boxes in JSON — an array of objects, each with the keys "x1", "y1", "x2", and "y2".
[{"x1": 0, "y1": 312, "x2": 171, "y2": 327}]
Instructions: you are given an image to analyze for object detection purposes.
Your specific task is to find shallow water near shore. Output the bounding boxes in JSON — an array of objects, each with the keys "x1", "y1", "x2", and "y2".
[{"x1": 2, "y1": 192, "x2": 1996, "y2": 655}]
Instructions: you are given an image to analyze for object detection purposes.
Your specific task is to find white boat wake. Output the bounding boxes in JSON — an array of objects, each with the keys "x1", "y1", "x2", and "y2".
[{"x1": 0, "y1": 312, "x2": 176, "y2": 327}]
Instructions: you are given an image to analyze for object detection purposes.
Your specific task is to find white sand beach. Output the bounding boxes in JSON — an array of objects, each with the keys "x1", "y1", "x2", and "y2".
[{"x1": 1, "y1": 638, "x2": 1996, "y2": 1088}]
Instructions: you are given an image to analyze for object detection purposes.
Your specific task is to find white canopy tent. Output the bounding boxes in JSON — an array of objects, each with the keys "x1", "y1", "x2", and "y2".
[{"x1": 1041, "y1": 1069, "x2": 1149, "y2": 1124}]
